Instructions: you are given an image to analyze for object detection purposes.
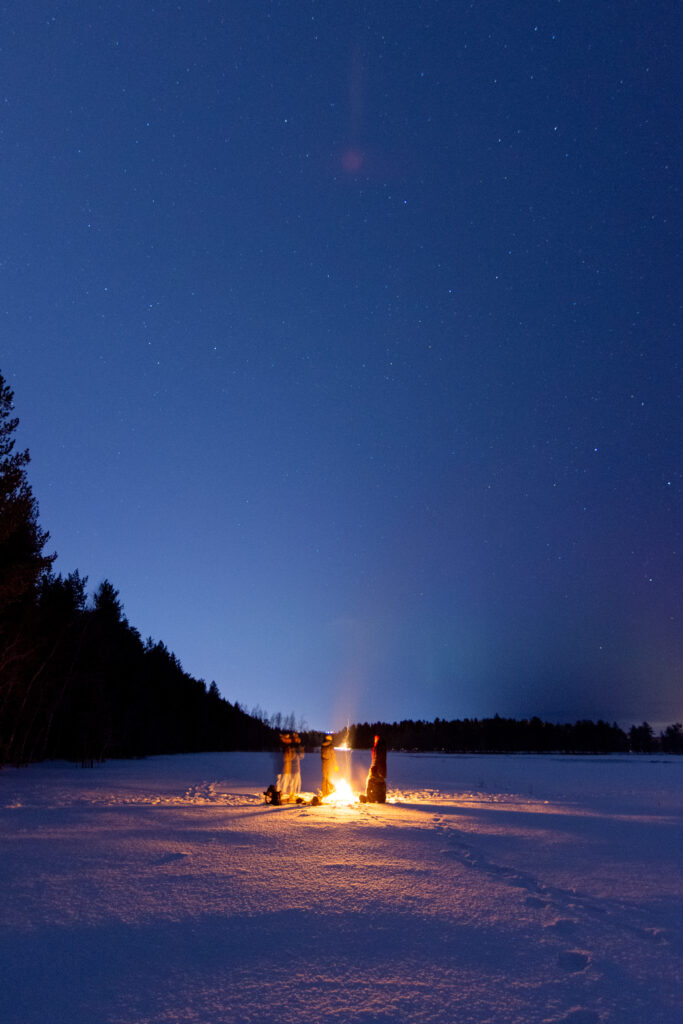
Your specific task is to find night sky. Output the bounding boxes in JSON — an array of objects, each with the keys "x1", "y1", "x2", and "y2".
[{"x1": 2, "y1": 2, "x2": 680, "y2": 731}]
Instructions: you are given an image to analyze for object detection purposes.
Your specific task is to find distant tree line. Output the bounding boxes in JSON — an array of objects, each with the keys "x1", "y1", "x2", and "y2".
[
  {"x1": 0, "y1": 370, "x2": 276, "y2": 767},
  {"x1": 340, "y1": 716, "x2": 683, "y2": 755}
]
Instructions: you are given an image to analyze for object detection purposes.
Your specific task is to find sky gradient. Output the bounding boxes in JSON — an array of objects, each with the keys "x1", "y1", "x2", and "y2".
[{"x1": 2, "y1": 1, "x2": 680, "y2": 730}]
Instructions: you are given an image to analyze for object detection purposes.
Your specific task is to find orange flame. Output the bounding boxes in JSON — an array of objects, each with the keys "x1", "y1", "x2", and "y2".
[{"x1": 322, "y1": 777, "x2": 356, "y2": 806}]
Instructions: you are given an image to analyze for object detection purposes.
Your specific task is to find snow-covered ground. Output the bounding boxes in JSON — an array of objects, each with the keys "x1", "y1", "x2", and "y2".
[{"x1": 1, "y1": 751, "x2": 682, "y2": 1024}]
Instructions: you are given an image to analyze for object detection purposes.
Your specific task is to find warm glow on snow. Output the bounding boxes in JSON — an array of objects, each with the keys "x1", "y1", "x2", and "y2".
[{"x1": 3, "y1": 751, "x2": 682, "y2": 1023}]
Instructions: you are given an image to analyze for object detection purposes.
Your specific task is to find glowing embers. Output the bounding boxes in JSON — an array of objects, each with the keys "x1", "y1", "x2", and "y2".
[{"x1": 321, "y1": 776, "x2": 357, "y2": 806}]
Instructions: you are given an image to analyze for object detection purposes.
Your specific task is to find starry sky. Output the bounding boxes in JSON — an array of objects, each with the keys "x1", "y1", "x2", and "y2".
[{"x1": 2, "y1": 1, "x2": 680, "y2": 731}]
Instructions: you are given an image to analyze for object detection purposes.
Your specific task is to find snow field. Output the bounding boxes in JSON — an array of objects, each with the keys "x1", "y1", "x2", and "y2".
[{"x1": 1, "y1": 752, "x2": 682, "y2": 1023}]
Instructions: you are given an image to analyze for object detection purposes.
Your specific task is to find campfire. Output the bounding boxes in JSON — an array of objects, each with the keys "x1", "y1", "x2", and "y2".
[
  {"x1": 321, "y1": 775, "x2": 357, "y2": 806},
  {"x1": 320, "y1": 740, "x2": 357, "y2": 804}
]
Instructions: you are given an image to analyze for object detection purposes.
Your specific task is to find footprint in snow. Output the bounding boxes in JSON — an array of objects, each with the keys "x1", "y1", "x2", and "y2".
[
  {"x1": 154, "y1": 852, "x2": 190, "y2": 865},
  {"x1": 488, "y1": 863, "x2": 517, "y2": 877},
  {"x1": 643, "y1": 926, "x2": 669, "y2": 944},
  {"x1": 557, "y1": 949, "x2": 590, "y2": 973},
  {"x1": 570, "y1": 901, "x2": 607, "y2": 917},
  {"x1": 543, "y1": 1010, "x2": 600, "y2": 1024},
  {"x1": 526, "y1": 895, "x2": 550, "y2": 909},
  {"x1": 439, "y1": 847, "x2": 479, "y2": 867},
  {"x1": 544, "y1": 918, "x2": 579, "y2": 937}
]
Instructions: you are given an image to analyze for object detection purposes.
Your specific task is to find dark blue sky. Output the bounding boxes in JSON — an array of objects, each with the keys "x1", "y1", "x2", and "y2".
[{"x1": 2, "y1": 2, "x2": 680, "y2": 730}]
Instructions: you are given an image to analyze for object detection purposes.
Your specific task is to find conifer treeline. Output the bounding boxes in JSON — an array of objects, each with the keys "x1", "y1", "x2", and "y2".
[
  {"x1": 0, "y1": 370, "x2": 276, "y2": 766},
  {"x1": 1, "y1": 564, "x2": 277, "y2": 766}
]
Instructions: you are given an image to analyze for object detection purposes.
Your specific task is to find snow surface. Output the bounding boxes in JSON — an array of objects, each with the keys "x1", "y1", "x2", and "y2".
[{"x1": 1, "y1": 751, "x2": 682, "y2": 1024}]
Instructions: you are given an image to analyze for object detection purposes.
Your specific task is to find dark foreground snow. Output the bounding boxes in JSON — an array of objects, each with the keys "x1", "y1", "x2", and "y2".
[{"x1": 1, "y1": 751, "x2": 682, "y2": 1023}]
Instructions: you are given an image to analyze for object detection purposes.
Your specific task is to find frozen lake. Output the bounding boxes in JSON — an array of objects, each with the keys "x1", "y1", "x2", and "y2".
[{"x1": 1, "y1": 751, "x2": 682, "y2": 1023}]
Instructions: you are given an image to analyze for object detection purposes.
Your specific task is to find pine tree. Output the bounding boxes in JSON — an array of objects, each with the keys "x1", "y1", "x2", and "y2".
[{"x1": 0, "y1": 370, "x2": 56, "y2": 763}]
